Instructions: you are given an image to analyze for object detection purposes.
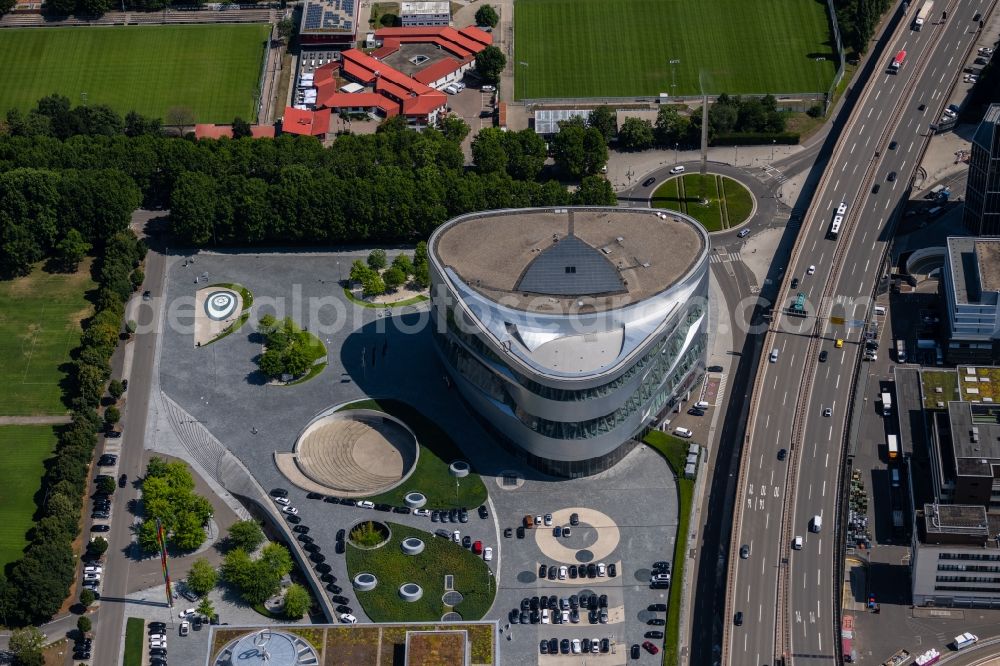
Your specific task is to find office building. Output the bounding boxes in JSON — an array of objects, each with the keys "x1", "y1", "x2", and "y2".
[{"x1": 963, "y1": 104, "x2": 1000, "y2": 235}]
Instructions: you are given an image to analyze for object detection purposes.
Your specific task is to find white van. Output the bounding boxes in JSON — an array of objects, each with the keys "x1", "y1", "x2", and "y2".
[
  {"x1": 792, "y1": 536, "x2": 803, "y2": 550},
  {"x1": 874, "y1": 305, "x2": 886, "y2": 316},
  {"x1": 673, "y1": 427, "x2": 693, "y2": 438},
  {"x1": 443, "y1": 84, "x2": 459, "y2": 94},
  {"x1": 810, "y1": 515, "x2": 823, "y2": 532},
  {"x1": 770, "y1": 349, "x2": 779, "y2": 363},
  {"x1": 954, "y1": 632, "x2": 978, "y2": 650}
]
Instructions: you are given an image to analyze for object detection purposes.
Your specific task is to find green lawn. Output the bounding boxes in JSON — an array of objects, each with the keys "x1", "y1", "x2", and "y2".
[
  {"x1": 0, "y1": 24, "x2": 270, "y2": 123},
  {"x1": 123, "y1": 617, "x2": 145, "y2": 666},
  {"x1": 0, "y1": 426, "x2": 58, "y2": 569},
  {"x1": 643, "y1": 431, "x2": 694, "y2": 666},
  {"x1": 0, "y1": 262, "x2": 95, "y2": 416},
  {"x1": 339, "y1": 399, "x2": 489, "y2": 510},
  {"x1": 513, "y1": 0, "x2": 836, "y2": 99},
  {"x1": 347, "y1": 522, "x2": 495, "y2": 622},
  {"x1": 652, "y1": 174, "x2": 753, "y2": 232}
]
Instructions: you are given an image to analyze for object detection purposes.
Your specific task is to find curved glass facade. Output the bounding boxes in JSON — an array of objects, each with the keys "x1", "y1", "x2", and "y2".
[{"x1": 429, "y1": 207, "x2": 710, "y2": 477}]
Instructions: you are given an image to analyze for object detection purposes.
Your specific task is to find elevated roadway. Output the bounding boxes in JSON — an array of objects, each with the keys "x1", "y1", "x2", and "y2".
[{"x1": 723, "y1": 1, "x2": 992, "y2": 663}]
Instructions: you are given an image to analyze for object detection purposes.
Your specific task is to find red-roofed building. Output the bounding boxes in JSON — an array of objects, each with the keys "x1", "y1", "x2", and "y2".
[
  {"x1": 194, "y1": 124, "x2": 276, "y2": 139},
  {"x1": 298, "y1": 25, "x2": 490, "y2": 129},
  {"x1": 280, "y1": 107, "x2": 332, "y2": 137}
]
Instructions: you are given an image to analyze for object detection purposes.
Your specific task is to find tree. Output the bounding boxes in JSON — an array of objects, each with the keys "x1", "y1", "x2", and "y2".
[
  {"x1": 97, "y1": 476, "x2": 116, "y2": 495},
  {"x1": 222, "y1": 548, "x2": 254, "y2": 589},
  {"x1": 172, "y1": 511, "x2": 207, "y2": 550},
  {"x1": 367, "y1": 248, "x2": 387, "y2": 270},
  {"x1": 79, "y1": 589, "x2": 95, "y2": 607},
  {"x1": 475, "y1": 45, "x2": 506, "y2": 84},
  {"x1": 654, "y1": 106, "x2": 689, "y2": 147},
  {"x1": 391, "y1": 253, "x2": 413, "y2": 276},
  {"x1": 617, "y1": 117, "x2": 654, "y2": 151},
  {"x1": 0, "y1": 0, "x2": 17, "y2": 15},
  {"x1": 124, "y1": 111, "x2": 161, "y2": 137},
  {"x1": 474, "y1": 3, "x2": 499, "y2": 27},
  {"x1": 165, "y1": 106, "x2": 195, "y2": 127},
  {"x1": 437, "y1": 116, "x2": 470, "y2": 143},
  {"x1": 412, "y1": 260, "x2": 430, "y2": 289},
  {"x1": 574, "y1": 176, "x2": 616, "y2": 205},
  {"x1": 77, "y1": 0, "x2": 110, "y2": 16},
  {"x1": 54, "y1": 229, "x2": 90, "y2": 272},
  {"x1": 196, "y1": 596, "x2": 215, "y2": 619},
  {"x1": 471, "y1": 128, "x2": 508, "y2": 174},
  {"x1": 227, "y1": 520, "x2": 264, "y2": 552},
  {"x1": 232, "y1": 117, "x2": 253, "y2": 139},
  {"x1": 103, "y1": 405, "x2": 120, "y2": 427},
  {"x1": 283, "y1": 583, "x2": 310, "y2": 619},
  {"x1": 587, "y1": 105, "x2": 617, "y2": 144},
  {"x1": 259, "y1": 543, "x2": 293, "y2": 578},
  {"x1": 44, "y1": 0, "x2": 75, "y2": 15},
  {"x1": 136, "y1": 520, "x2": 159, "y2": 553},
  {"x1": 9, "y1": 627, "x2": 45, "y2": 660},
  {"x1": 77, "y1": 615, "x2": 91, "y2": 634},
  {"x1": 383, "y1": 265, "x2": 406, "y2": 290},
  {"x1": 551, "y1": 123, "x2": 607, "y2": 179},
  {"x1": 277, "y1": 17, "x2": 294, "y2": 41},
  {"x1": 108, "y1": 379, "x2": 125, "y2": 400},
  {"x1": 362, "y1": 271, "x2": 385, "y2": 297}
]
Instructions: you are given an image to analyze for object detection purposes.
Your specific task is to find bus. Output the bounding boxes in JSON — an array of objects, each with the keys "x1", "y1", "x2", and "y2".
[
  {"x1": 890, "y1": 50, "x2": 907, "y2": 72},
  {"x1": 828, "y1": 215, "x2": 843, "y2": 239},
  {"x1": 888, "y1": 434, "x2": 899, "y2": 459}
]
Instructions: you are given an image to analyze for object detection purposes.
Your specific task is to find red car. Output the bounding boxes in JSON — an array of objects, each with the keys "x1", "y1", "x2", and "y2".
[
  {"x1": 473, "y1": 540, "x2": 483, "y2": 555},
  {"x1": 643, "y1": 641, "x2": 660, "y2": 655}
]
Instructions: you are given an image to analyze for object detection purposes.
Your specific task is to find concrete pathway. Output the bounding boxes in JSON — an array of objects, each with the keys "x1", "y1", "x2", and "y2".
[{"x1": 0, "y1": 415, "x2": 72, "y2": 425}]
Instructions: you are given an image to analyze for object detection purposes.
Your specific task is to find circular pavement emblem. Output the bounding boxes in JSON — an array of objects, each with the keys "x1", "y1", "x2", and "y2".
[
  {"x1": 205, "y1": 290, "x2": 237, "y2": 321},
  {"x1": 534, "y1": 507, "x2": 620, "y2": 564}
]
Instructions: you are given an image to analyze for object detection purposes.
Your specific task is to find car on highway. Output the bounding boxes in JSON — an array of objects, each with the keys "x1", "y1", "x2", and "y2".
[
  {"x1": 918, "y1": 103, "x2": 926, "y2": 111},
  {"x1": 669, "y1": 165, "x2": 686, "y2": 174},
  {"x1": 738, "y1": 228, "x2": 750, "y2": 238},
  {"x1": 642, "y1": 177, "x2": 655, "y2": 187},
  {"x1": 872, "y1": 184, "x2": 880, "y2": 194},
  {"x1": 836, "y1": 201, "x2": 848, "y2": 216},
  {"x1": 807, "y1": 264, "x2": 816, "y2": 275},
  {"x1": 793, "y1": 536, "x2": 803, "y2": 549},
  {"x1": 777, "y1": 448, "x2": 787, "y2": 461},
  {"x1": 769, "y1": 349, "x2": 779, "y2": 363},
  {"x1": 819, "y1": 350, "x2": 828, "y2": 362},
  {"x1": 888, "y1": 140, "x2": 898, "y2": 149},
  {"x1": 739, "y1": 544, "x2": 750, "y2": 559},
  {"x1": 835, "y1": 338, "x2": 844, "y2": 348},
  {"x1": 734, "y1": 611, "x2": 743, "y2": 626},
  {"x1": 791, "y1": 277, "x2": 799, "y2": 289},
  {"x1": 887, "y1": 171, "x2": 897, "y2": 182},
  {"x1": 823, "y1": 407, "x2": 833, "y2": 417}
]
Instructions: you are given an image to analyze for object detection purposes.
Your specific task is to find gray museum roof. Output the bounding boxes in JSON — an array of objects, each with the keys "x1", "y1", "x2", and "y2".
[{"x1": 432, "y1": 207, "x2": 706, "y2": 314}]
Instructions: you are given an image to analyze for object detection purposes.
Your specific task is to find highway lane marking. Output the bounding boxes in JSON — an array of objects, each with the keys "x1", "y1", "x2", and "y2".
[
  {"x1": 783, "y1": 391, "x2": 787, "y2": 406},
  {"x1": 765, "y1": 414, "x2": 770, "y2": 429},
  {"x1": 947, "y1": 56, "x2": 954, "y2": 67},
  {"x1": 824, "y1": 452, "x2": 829, "y2": 468},
  {"x1": 770, "y1": 470, "x2": 774, "y2": 485},
  {"x1": 889, "y1": 83, "x2": 895, "y2": 94},
  {"x1": 817, "y1": 568, "x2": 821, "y2": 586},
  {"x1": 940, "y1": 71, "x2": 947, "y2": 83},
  {"x1": 822, "y1": 480, "x2": 826, "y2": 497},
  {"x1": 744, "y1": 634, "x2": 748, "y2": 651},
  {"x1": 773, "y1": 375, "x2": 778, "y2": 390},
  {"x1": 874, "y1": 89, "x2": 881, "y2": 100},
  {"x1": 877, "y1": 109, "x2": 883, "y2": 121},
  {"x1": 858, "y1": 123, "x2": 865, "y2": 134},
  {"x1": 765, "y1": 513, "x2": 769, "y2": 529},
  {"x1": 842, "y1": 161, "x2": 848, "y2": 172},
  {"x1": 747, "y1": 584, "x2": 750, "y2": 602},
  {"x1": 759, "y1": 452, "x2": 764, "y2": 469},
  {"x1": 908, "y1": 140, "x2": 914, "y2": 151},
  {"x1": 825, "y1": 367, "x2": 830, "y2": 380},
  {"x1": 867, "y1": 108, "x2": 873, "y2": 118},
  {"x1": 885, "y1": 198, "x2": 892, "y2": 209},
  {"x1": 808, "y1": 484, "x2": 812, "y2": 500},
  {"x1": 819, "y1": 630, "x2": 823, "y2": 653},
  {"x1": 812, "y1": 441, "x2": 817, "y2": 458},
  {"x1": 827, "y1": 426, "x2": 833, "y2": 440},
  {"x1": 810, "y1": 239, "x2": 817, "y2": 252},
  {"x1": 930, "y1": 66, "x2": 937, "y2": 78},
  {"x1": 861, "y1": 230, "x2": 867, "y2": 243},
  {"x1": 865, "y1": 258, "x2": 870, "y2": 273},
  {"x1": 818, "y1": 539, "x2": 822, "y2": 556},
  {"x1": 790, "y1": 354, "x2": 795, "y2": 368},
  {"x1": 836, "y1": 375, "x2": 840, "y2": 389}
]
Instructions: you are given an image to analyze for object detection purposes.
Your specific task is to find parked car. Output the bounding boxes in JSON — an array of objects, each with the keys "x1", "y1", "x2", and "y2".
[
  {"x1": 478, "y1": 505, "x2": 488, "y2": 519},
  {"x1": 356, "y1": 500, "x2": 375, "y2": 509},
  {"x1": 643, "y1": 641, "x2": 660, "y2": 654},
  {"x1": 339, "y1": 613, "x2": 357, "y2": 624},
  {"x1": 670, "y1": 165, "x2": 686, "y2": 174},
  {"x1": 273, "y1": 496, "x2": 290, "y2": 506},
  {"x1": 569, "y1": 512, "x2": 579, "y2": 526}
]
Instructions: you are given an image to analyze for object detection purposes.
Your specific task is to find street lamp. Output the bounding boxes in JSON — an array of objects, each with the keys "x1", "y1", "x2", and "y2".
[
  {"x1": 771, "y1": 139, "x2": 776, "y2": 161},
  {"x1": 674, "y1": 142, "x2": 678, "y2": 164},
  {"x1": 669, "y1": 59, "x2": 681, "y2": 96}
]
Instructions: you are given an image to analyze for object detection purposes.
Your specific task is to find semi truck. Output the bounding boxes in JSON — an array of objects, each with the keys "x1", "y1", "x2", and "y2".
[
  {"x1": 887, "y1": 434, "x2": 899, "y2": 459},
  {"x1": 913, "y1": 0, "x2": 934, "y2": 29},
  {"x1": 882, "y1": 392, "x2": 893, "y2": 416},
  {"x1": 890, "y1": 50, "x2": 907, "y2": 73}
]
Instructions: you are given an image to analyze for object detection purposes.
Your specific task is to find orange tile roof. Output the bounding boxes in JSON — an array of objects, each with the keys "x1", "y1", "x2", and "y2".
[
  {"x1": 402, "y1": 91, "x2": 447, "y2": 115},
  {"x1": 411, "y1": 56, "x2": 467, "y2": 85},
  {"x1": 374, "y1": 25, "x2": 491, "y2": 59},
  {"x1": 318, "y1": 92, "x2": 400, "y2": 117},
  {"x1": 281, "y1": 107, "x2": 332, "y2": 136},
  {"x1": 313, "y1": 61, "x2": 338, "y2": 87}
]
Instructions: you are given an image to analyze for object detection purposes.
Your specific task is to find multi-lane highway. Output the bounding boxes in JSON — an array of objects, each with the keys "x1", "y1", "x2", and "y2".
[{"x1": 725, "y1": 1, "x2": 992, "y2": 663}]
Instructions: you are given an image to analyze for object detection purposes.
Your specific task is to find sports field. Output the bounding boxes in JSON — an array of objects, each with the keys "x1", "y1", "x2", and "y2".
[
  {"x1": 0, "y1": 24, "x2": 270, "y2": 123},
  {"x1": 0, "y1": 262, "x2": 95, "y2": 416},
  {"x1": 513, "y1": 0, "x2": 837, "y2": 99},
  {"x1": 0, "y1": 426, "x2": 58, "y2": 569}
]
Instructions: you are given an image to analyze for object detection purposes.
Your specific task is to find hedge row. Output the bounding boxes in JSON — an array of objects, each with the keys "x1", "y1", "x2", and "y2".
[{"x1": 710, "y1": 132, "x2": 801, "y2": 146}]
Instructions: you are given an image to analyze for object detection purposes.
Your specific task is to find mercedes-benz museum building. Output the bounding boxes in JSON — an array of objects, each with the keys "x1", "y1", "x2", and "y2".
[{"x1": 429, "y1": 206, "x2": 710, "y2": 477}]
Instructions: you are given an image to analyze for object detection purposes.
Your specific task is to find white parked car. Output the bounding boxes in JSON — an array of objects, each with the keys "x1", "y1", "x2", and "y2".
[
  {"x1": 282, "y1": 506, "x2": 299, "y2": 515},
  {"x1": 149, "y1": 639, "x2": 167, "y2": 649},
  {"x1": 481, "y1": 84, "x2": 495, "y2": 92},
  {"x1": 413, "y1": 509, "x2": 430, "y2": 517},
  {"x1": 572, "y1": 638, "x2": 582, "y2": 654},
  {"x1": 179, "y1": 608, "x2": 195, "y2": 618},
  {"x1": 83, "y1": 566, "x2": 102, "y2": 574},
  {"x1": 339, "y1": 613, "x2": 357, "y2": 624},
  {"x1": 558, "y1": 565, "x2": 568, "y2": 579},
  {"x1": 694, "y1": 400, "x2": 710, "y2": 409},
  {"x1": 452, "y1": 530, "x2": 461, "y2": 543},
  {"x1": 356, "y1": 500, "x2": 375, "y2": 509},
  {"x1": 673, "y1": 427, "x2": 693, "y2": 438},
  {"x1": 483, "y1": 546, "x2": 493, "y2": 561},
  {"x1": 541, "y1": 608, "x2": 550, "y2": 624},
  {"x1": 83, "y1": 573, "x2": 101, "y2": 581},
  {"x1": 543, "y1": 514, "x2": 553, "y2": 526},
  {"x1": 179, "y1": 621, "x2": 190, "y2": 636},
  {"x1": 274, "y1": 496, "x2": 290, "y2": 506},
  {"x1": 669, "y1": 165, "x2": 686, "y2": 174},
  {"x1": 149, "y1": 633, "x2": 166, "y2": 641},
  {"x1": 597, "y1": 562, "x2": 607, "y2": 577}
]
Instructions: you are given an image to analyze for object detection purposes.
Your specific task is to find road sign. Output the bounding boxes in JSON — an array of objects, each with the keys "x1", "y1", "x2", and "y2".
[
  {"x1": 829, "y1": 316, "x2": 845, "y2": 325},
  {"x1": 845, "y1": 319, "x2": 866, "y2": 328}
]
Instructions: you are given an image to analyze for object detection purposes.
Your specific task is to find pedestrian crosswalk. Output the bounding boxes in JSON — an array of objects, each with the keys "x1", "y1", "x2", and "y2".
[
  {"x1": 710, "y1": 250, "x2": 742, "y2": 264},
  {"x1": 762, "y1": 165, "x2": 788, "y2": 183}
]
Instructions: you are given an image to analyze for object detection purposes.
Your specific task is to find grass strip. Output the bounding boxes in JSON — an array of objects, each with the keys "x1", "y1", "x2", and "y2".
[{"x1": 123, "y1": 617, "x2": 144, "y2": 666}]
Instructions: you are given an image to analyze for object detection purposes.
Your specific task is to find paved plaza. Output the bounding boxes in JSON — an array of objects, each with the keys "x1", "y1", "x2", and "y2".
[{"x1": 151, "y1": 250, "x2": 680, "y2": 662}]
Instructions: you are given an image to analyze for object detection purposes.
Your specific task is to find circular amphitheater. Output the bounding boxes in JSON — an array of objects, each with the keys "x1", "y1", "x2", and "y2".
[{"x1": 290, "y1": 409, "x2": 419, "y2": 497}]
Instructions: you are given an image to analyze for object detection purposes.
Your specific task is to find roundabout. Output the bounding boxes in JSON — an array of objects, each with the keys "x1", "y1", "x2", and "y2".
[
  {"x1": 533, "y1": 507, "x2": 621, "y2": 563},
  {"x1": 651, "y1": 172, "x2": 755, "y2": 233}
]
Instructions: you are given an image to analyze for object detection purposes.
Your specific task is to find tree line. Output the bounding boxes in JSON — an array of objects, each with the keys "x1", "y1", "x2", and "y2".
[
  {"x1": 834, "y1": 0, "x2": 894, "y2": 55},
  {"x1": 0, "y1": 231, "x2": 144, "y2": 627}
]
